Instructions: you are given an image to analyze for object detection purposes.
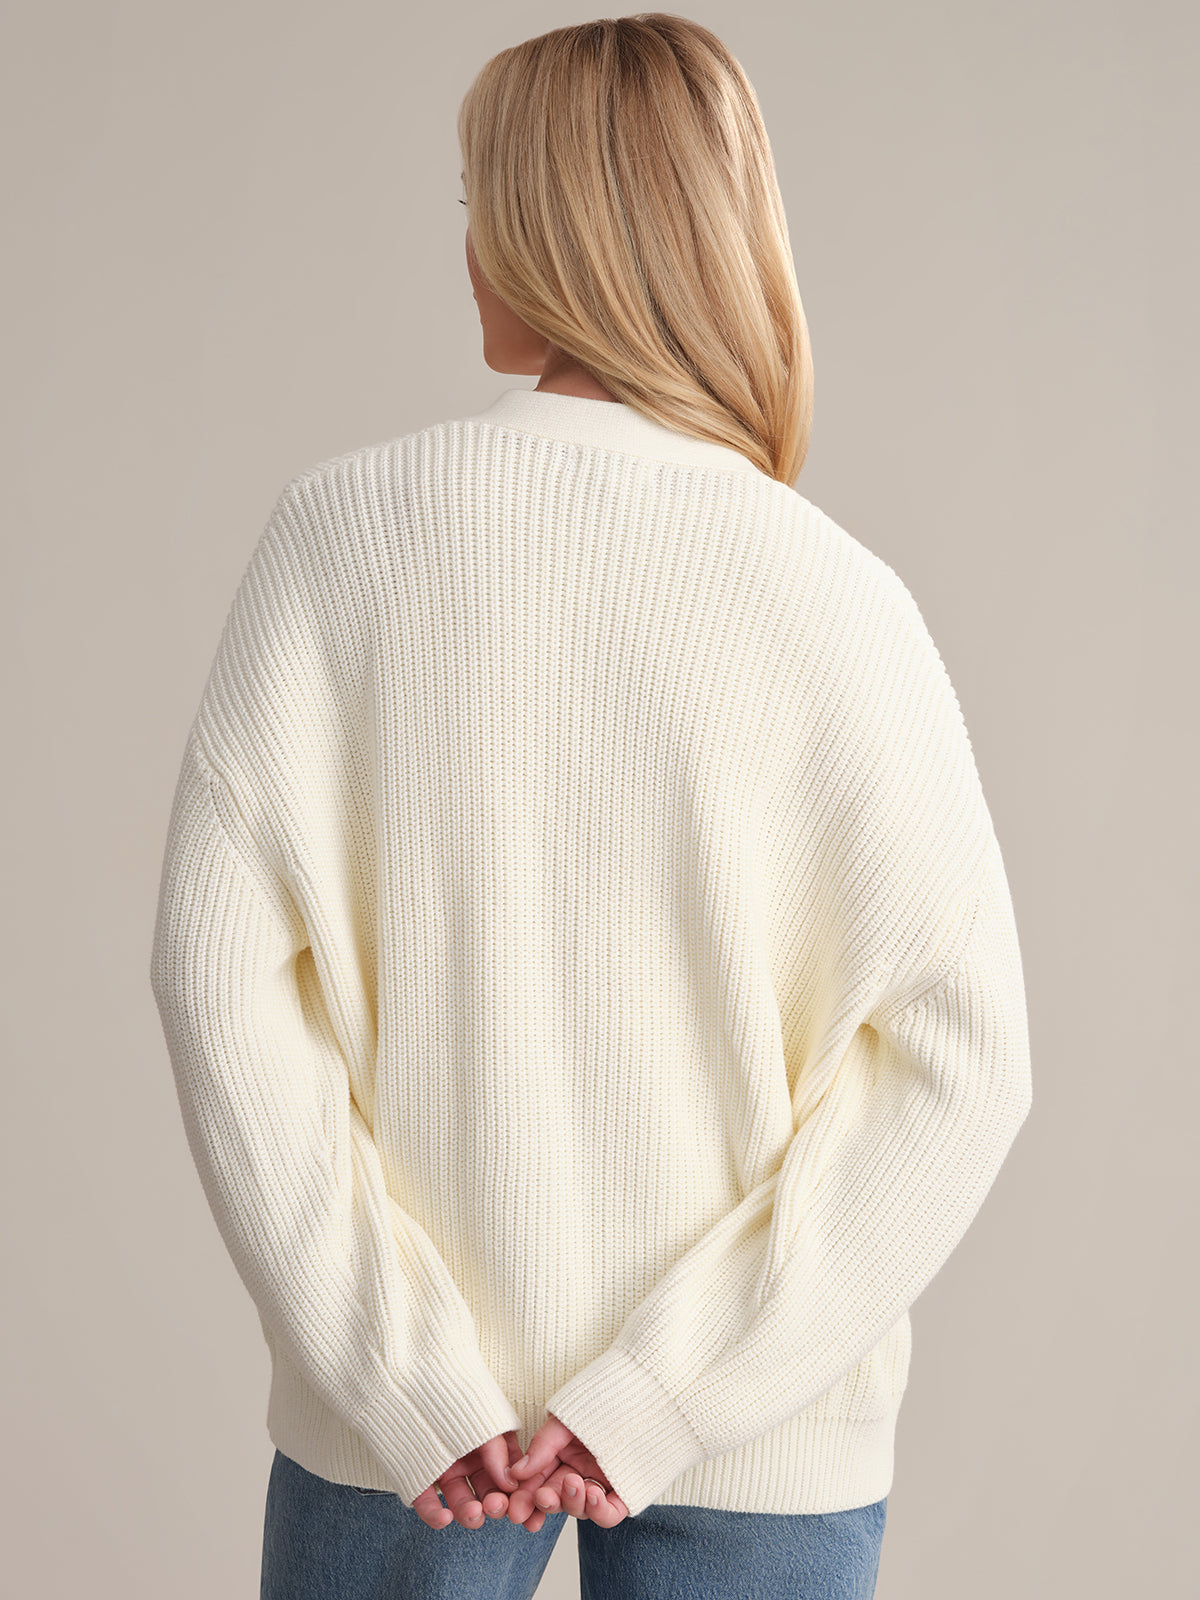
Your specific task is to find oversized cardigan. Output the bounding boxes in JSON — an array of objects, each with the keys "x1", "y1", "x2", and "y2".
[{"x1": 149, "y1": 385, "x2": 1032, "y2": 1517}]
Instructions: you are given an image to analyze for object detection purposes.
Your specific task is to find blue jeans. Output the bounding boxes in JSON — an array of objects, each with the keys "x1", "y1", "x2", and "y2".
[{"x1": 261, "y1": 1447, "x2": 887, "y2": 1599}]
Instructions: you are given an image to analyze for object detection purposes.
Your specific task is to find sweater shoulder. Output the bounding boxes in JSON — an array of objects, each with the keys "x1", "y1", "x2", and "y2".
[
  {"x1": 272, "y1": 423, "x2": 918, "y2": 642},
  {"x1": 271, "y1": 431, "x2": 414, "y2": 523},
  {"x1": 755, "y1": 490, "x2": 945, "y2": 682},
  {"x1": 260, "y1": 425, "x2": 445, "y2": 573},
  {"x1": 268, "y1": 416, "x2": 490, "y2": 547},
  {"x1": 280, "y1": 411, "x2": 487, "y2": 499}
]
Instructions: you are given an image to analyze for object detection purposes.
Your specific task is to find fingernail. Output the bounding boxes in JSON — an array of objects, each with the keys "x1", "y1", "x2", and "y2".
[
  {"x1": 513, "y1": 1455, "x2": 530, "y2": 1471},
  {"x1": 587, "y1": 1489, "x2": 600, "y2": 1506}
]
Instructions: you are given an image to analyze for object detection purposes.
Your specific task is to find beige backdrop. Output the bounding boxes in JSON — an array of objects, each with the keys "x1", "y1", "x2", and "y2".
[{"x1": 4, "y1": 1, "x2": 1196, "y2": 1595}]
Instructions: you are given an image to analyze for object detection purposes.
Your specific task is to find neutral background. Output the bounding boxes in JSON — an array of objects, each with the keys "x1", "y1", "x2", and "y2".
[{"x1": 3, "y1": 1, "x2": 1195, "y2": 1595}]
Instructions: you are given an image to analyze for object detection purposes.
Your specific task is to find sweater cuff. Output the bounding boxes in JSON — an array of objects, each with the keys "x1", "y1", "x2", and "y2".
[
  {"x1": 544, "y1": 1344, "x2": 707, "y2": 1517},
  {"x1": 357, "y1": 1345, "x2": 524, "y2": 1507}
]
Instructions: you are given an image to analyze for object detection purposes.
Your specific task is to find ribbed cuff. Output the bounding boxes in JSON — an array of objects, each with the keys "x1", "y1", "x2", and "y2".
[
  {"x1": 356, "y1": 1345, "x2": 524, "y2": 1507},
  {"x1": 544, "y1": 1344, "x2": 707, "y2": 1518}
]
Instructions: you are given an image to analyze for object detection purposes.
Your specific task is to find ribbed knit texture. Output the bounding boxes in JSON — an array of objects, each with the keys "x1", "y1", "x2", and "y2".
[{"x1": 149, "y1": 386, "x2": 1032, "y2": 1517}]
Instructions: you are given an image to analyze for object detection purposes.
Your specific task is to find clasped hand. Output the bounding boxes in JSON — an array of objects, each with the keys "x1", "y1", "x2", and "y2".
[{"x1": 412, "y1": 1412, "x2": 629, "y2": 1532}]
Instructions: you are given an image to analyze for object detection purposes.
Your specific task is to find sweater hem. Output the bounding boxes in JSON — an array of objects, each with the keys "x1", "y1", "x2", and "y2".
[{"x1": 263, "y1": 1358, "x2": 899, "y2": 1516}]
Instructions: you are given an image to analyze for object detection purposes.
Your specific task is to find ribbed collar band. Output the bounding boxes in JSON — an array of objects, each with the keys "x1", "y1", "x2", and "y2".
[{"x1": 463, "y1": 386, "x2": 769, "y2": 481}]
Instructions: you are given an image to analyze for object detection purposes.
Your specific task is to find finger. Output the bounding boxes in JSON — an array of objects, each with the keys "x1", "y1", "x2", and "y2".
[
  {"x1": 517, "y1": 1503, "x2": 549, "y2": 1534},
  {"x1": 501, "y1": 1476, "x2": 552, "y2": 1533},
  {"x1": 459, "y1": 1475, "x2": 510, "y2": 1524},
  {"x1": 480, "y1": 1434, "x2": 521, "y2": 1493},
  {"x1": 462, "y1": 1450, "x2": 512, "y2": 1519},
  {"x1": 506, "y1": 1465, "x2": 556, "y2": 1524},
  {"x1": 559, "y1": 1471, "x2": 590, "y2": 1520},
  {"x1": 532, "y1": 1462, "x2": 573, "y2": 1513},
  {"x1": 556, "y1": 1469, "x2": 626, "y2": 1527},
  {"x1": 538, "y1": 1460, "x2": 590, "y2": 1513},
  {"x1": 412, "y1": 1486, "x2": 455, "y2": 1530},
  {"x1": 582, "y1": 1485, "x2": 629, "y2": 1527},
  {"x1": 438, "y1": 1472, "x2": 486, "y2": 1529},
  {"x1": 495, "y1": 1456, "x2": 558, "y2": 1533},
  {"x1": 509, "y1": 1416, "x2": 574, "y2": 1482},
  {"x1": 506, "y1": 1483, "x2": 546, "y2": 1521}
]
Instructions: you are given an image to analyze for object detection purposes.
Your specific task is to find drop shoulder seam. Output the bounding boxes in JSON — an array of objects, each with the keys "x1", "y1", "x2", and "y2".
[
  {"x1": 190, "y1": 731, "x2": 303, "y2": 942},
  {"x1": 882, "y1": 870, "x2": 989, "y2": 1022},
  {"x1": 870, "y1": 853, "x2": 993, "y2": 1026}
]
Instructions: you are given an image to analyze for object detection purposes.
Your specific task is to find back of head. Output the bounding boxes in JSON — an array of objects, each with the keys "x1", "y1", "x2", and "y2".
[{"x1": 457, "y1": 13, "x2": 813, "y2": 485}]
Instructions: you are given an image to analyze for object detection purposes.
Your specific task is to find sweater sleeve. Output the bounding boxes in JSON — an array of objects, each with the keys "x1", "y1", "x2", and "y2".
[
  {"x1": 542, "y1": 537, "x2": 1034, "y2": 1516},
  {"x1": 544, "y1": 830, "x2": 1031, "y2": 1516},
  {"x1": 149, "y1": 725, "x2": 523, "y2": 1506}
]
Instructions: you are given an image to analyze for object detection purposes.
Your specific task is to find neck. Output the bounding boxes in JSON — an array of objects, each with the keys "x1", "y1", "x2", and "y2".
[{"x1": 533, "y1": 345, "x2": 618, "y2": 403}]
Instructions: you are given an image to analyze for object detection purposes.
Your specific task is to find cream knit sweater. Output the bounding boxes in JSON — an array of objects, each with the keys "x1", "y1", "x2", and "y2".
[{"x1": 149, "y1": 385, "x2": 1032, "y2": 1518}]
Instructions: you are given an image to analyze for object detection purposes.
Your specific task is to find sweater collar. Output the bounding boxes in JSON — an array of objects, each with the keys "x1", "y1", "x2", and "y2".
[{"x1": 463, "y1": 386, "x2": 770, "y2": 481}]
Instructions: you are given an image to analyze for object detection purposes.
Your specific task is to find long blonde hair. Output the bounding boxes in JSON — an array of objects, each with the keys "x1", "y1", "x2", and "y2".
[{"x1": 457, "y1": 13, "x2": 813, "y2": 485}]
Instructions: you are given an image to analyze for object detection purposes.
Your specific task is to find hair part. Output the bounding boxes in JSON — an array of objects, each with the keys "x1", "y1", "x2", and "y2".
[{"x1": 457, "y1": 13, "x2": 813, "y2": 485}]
